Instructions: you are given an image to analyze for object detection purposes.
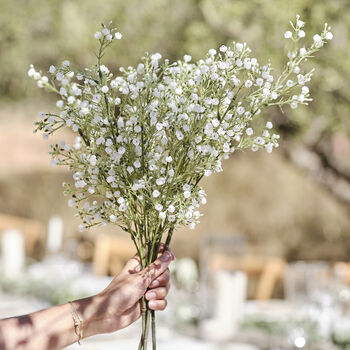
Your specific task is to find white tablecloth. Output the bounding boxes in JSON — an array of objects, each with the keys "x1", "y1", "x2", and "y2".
[
  {"x1": 66, "y1": 338, "x2": 259, "y2": 350},
  {"x1": 65, "y1": 324, "x2": 259, "y2": 350}
]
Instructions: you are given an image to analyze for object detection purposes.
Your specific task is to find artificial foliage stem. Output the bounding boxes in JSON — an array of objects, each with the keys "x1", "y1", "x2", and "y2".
[
  {"x1": 151, "y1": 310, "x2": 156, "y2": 350},
  {"x1": 150, "y1": 227, "x2": 174, "y2": 349}
]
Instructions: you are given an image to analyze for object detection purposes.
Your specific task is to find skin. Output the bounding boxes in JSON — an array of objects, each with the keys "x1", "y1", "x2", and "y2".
[{"x1": 0, "y1": 247, "x2": 174, "y2": 350}]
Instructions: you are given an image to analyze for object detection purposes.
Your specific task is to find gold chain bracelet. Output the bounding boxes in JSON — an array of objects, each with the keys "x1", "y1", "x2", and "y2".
[{"x1": 69, "y1": 301, "x2": 83, "y2": 345}]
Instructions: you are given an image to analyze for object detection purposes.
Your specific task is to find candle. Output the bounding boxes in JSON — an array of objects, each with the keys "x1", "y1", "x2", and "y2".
[
  {"x1": 200, "y1": 270, "x2": 248, "y2": 340},
  {"x1": 214, "y1": 270, "x2": 247, "y2": 326},
  {"x1": 46, "y1": 216, "x2": 63, "y2": 254},
  {"x1": 1, "y1": 229, "x2": 25, "y2": 279}
]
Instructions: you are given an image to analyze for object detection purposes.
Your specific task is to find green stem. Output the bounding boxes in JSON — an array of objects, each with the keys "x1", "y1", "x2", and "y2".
[
  {"x1": 146, "y1": 225, "x2": 162, "y2": 350},
  {"x1": 148, "y1": 229, "x2": 160, "y2": 265},
  {"x1": 143, "y1": 306, "x2": 150, "y2": 350},
  {"x1": 140, "y1": 225, "x2": 174, "y2": 350},
  {"x1": 164, "y1": 227, "x2": 174, "y2": 251},
  {"x1": 150, "y1": 227, "x2": 174, "y2": 350},
  {"x1": 138, "y1": 234, "x2": 148, "y2": 350},
  {"x1": 139, "y1": 296, "x2": 147, "y2": 350},
  {"x1": 151, "y1": 310, "x2": 156, "y2": 350}
]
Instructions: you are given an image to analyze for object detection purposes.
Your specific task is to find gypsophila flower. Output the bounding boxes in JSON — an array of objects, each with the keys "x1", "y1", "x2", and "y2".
[
  {"x1": 94, "y1": 31, "x2": 102, "y2": 39},
  {"x1": 115, "y1": 32, "x2": 122, "y2": 39},
  {"x1": 101, "y1": 85, "x2": 109, "y2": 93},
  {"x1": 246, "y1": 128, "x2": 254, "y2": 136},
  {"x1": 102, "y1": 28, "x2": 110, "y2": 35},
  {"x1": 325, "y1": 32, "x2": 333, "y2": 40},
  {"x1": 297, "y1": 19, "x2": 305, "y2": 28},
  {"x1": 284, "y1": 31, "x2": 293, "y2": 39},
  {"x1": 184, "y1": 190, "x2": 191, "y2": 199},
  {"x1": 299, "y1": 48, "x2": 306, "y2": 56},
  {"x1": 266, "y1": 121, "x2": 273, "y2": 129},
  {"x1": 152, "y1": 190, "x2": 160, "y2": 198},
  {"x1": 245, "y1": 80, "x2": 253, "y2": 88},
  {"x1": 184, "y1": 55, "x2": 192, "y2": 63},
  {"x1": 302, "y1": 86, "x2": 309, "y2": 94},
  {"x1": 313, "y1": 34, "x2": 322, "y2": 43}
]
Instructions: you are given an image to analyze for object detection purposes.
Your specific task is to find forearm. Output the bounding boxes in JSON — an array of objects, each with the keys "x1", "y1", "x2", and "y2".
[{"x1": 0, "y1": 295, "x2": 105, "y2": 350}]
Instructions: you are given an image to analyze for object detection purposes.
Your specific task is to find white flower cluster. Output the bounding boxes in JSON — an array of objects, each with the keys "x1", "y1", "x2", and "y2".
[{"x1": 29, "y1": 17, "x2": 331, "y2": 240}]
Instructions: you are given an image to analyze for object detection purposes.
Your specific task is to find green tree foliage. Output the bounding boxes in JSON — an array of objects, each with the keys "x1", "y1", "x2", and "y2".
[{"x1": 0, "y1": 0, "x2": 196, "y2": 99}]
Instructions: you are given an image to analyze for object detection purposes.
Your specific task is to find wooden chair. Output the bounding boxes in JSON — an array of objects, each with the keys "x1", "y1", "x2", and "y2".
[
  {"x1": 0, "y1": 213, "x2": 44, "y2": 257},
  {"x1": 93, "y1": 233, "x2": 135, "y2": 276},
  {"x1": 210, "y1": 254, "x2": 286, "y2": 300},
  {"x1": 334, "y1": 262, "x2": 350, "y2": 285}
]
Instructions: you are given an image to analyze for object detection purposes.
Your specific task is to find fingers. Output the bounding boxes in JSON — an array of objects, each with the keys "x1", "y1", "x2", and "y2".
[
  {"x1": 157, "y1": 243, "x2": 165, "y2": 254},
  {"x1": 148, "y1": 299, "x2": 167, "y2": 311},
  {"x1": 140, "y1": 250, "x2": 175, "y2": 286},
  {"x1": 145, "y1": 261, "x2": 171, "y2": 312},
  {"x1": 149, "y1": 268, "x2": 170, "y2": 288},
  {"x1": 145, "y1": 286, "x2": 169, "y2": 301}
]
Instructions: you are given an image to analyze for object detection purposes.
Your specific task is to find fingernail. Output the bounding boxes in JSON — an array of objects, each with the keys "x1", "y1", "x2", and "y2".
[
  {"x1": 160, "y1": 251, "x2": 172, "y2": 262},
  {"x1": 147, "y1": 292, "x2": 156, "y2": 300},
  {"x1": 149, "y1": 300, "x2": 157, "y2": 308},
  {"x1": 151, "y1": 280, "x2": 160, "y2": 287}
]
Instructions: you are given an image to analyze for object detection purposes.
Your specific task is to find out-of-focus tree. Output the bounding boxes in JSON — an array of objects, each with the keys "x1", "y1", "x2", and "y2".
[{"x1": 0, "y1": 0, "x2": 195, "y2": 99}]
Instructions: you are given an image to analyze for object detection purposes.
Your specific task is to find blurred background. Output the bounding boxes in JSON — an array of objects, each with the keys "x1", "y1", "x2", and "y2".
[{"x1": 1, "y1": 0, "x2": 350, "y2": 349}]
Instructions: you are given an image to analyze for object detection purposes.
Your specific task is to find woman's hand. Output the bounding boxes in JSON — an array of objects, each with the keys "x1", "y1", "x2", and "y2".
[
  {"x1": 83, "y1": 245, "x2": 175, "y2": 336},
  {"x1": 0, "y1": 246, "x2": 174, "y2": 350}
]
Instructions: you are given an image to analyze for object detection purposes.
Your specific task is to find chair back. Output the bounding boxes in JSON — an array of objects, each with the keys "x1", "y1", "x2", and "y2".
[{"x1": 210, "y1": 253, "x2": 286, "y2": 300}]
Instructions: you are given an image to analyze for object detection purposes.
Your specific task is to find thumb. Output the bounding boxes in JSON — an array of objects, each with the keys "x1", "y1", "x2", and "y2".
[
  {"x1": 140, "y1": 250, "x2": 175, "y2": 286},
  {"x1": 121, "y1": 254, "x2": 142, "y2": 274}
]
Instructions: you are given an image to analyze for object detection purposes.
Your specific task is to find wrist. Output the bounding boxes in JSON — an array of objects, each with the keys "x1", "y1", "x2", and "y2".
[{"x1": 73, "y1": 293, "x2": 111, "y2": 338}]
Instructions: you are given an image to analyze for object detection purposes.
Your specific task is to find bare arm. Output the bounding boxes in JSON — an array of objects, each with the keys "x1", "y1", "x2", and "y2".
[
  {"x1": 0, "y1": 296, "x2": 99, "y2": 350},
  {"x1": 0, "y1": 249, "x2": 174, "y2": 350}
]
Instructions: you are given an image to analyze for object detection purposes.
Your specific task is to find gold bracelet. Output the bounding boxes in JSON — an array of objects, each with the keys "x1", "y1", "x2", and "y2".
[{"x1": 69, "y1": 301, "x2": 83, "y2": 345}]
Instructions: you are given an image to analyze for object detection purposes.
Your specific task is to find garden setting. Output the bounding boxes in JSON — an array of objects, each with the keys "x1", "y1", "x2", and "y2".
[{"x1": 0, "y1": 1, "x2": 350, "y2": 349}]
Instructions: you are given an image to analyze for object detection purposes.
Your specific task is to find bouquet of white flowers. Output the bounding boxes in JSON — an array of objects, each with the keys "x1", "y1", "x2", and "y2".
[{"x1": 29, "y1": 15, "x2": 331, "y2": 349}]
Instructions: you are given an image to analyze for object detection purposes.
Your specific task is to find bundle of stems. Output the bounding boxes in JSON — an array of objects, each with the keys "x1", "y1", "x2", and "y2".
[{"x1": 137, "y1": 228, "x2": 173, "y2": 349}]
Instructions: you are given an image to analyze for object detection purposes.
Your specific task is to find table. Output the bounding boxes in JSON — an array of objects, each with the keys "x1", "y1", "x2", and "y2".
[{"x1": 65, "y1": 323, "x2": 260, "y2": 350}]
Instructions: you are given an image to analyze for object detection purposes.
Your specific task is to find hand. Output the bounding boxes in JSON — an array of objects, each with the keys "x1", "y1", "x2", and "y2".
[
  {"x1": 0, "y1": 246, "x2": 174, "y2": 350},
  {"x1": 84, "y1": 245, "x2": 175, "y2": 336}
]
